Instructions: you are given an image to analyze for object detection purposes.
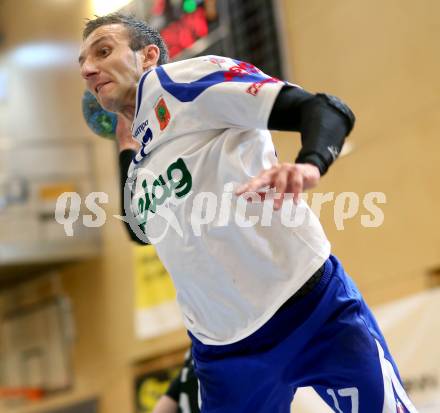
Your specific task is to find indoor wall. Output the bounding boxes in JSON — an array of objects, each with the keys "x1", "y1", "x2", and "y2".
[{"x1": 1, "y1": 1, "x2": 438, "y2": 412}]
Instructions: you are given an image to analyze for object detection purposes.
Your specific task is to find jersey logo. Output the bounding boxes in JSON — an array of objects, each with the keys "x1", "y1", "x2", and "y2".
[
  {"x1": 327, "y1": 145, "x2": 340, "y2": 161},
  {"x1": 134, "y1": 119, "x2": 154, "y2": 146},
  {"x1": 246, "y1": 77, "x2": 280, "y2": 96},
  {"x1": 155, "y1": 97, "x2": 171, "y2": 130},
  {"x1": 205, "y1": 56, "x2": 226, "y2": 68},
  {"x1": 136, "y1": 157, "x2": 192, "y2": 231},
  {"x1": 224, "y1": 61, "x2": 260, "y2": 81},
  {"x1": 155, "y1": 62, "x2": 271, "y2": 102}
]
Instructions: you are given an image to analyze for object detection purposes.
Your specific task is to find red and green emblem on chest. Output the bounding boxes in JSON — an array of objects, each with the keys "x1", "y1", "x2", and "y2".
[{"x1": 154, "y1": 97, "x2": 171, "y2": 130}]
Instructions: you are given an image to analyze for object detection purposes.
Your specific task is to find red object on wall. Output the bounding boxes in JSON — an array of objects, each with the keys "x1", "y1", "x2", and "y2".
[{"x1": 161, "y1": 7, "x2": 209, "y2": 58}]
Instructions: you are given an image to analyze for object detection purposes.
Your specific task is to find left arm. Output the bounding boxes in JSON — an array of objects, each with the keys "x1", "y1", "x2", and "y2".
[
  {"x1": 269, "y1": 86, "x2": 355, "y2": 175},
  {"x1": 236, "y1": 85, "x2": 355, "y2": 208},
  {"x1": 116, "y1": 116, "x2": 149, "y2": 244}
]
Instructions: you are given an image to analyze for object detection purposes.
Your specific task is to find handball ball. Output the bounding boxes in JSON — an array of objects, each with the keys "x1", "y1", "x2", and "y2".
[{"x1": 82, "y1": 90, "x2": 117, "y2": 139}]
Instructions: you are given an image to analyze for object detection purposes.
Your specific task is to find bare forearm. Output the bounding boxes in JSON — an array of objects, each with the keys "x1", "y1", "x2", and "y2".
[{"x1": 152, "y1": 395, "x2": 179, "y2": 413}]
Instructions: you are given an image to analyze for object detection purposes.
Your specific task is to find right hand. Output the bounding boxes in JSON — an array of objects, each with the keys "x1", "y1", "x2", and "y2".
[{"x1": 235, "y1": 162, "x2": 321, "y2": 210}]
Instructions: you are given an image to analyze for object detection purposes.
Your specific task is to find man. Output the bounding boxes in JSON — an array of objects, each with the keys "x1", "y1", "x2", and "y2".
[{"x1": 79, "y1": 13, "x2": 417, "y2": 412}]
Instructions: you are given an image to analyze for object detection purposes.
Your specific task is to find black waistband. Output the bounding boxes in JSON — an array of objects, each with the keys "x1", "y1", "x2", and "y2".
[{"x1": 279, "y1": 263, "x2": 325, "y2": 310}]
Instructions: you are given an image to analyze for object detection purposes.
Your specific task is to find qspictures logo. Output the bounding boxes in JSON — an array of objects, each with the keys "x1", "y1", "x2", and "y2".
[{"x1": 54, "y1": 158, "x2": 387, "y2": 241}]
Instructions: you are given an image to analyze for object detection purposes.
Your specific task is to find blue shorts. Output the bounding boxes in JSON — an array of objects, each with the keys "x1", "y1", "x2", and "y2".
[{"x1": 190, "y1": 255, "x2": 418, "y2": 413}]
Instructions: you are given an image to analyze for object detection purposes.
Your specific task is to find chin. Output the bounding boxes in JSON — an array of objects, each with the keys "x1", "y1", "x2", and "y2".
[{"x1": 98, "y1": 95, "x2": 119, "y2": 114}]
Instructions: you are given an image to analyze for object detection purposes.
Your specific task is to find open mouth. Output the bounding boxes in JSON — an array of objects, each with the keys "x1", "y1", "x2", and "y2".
[{"x1": 95, "y1": 82, "x2": 111, "y2": 94}]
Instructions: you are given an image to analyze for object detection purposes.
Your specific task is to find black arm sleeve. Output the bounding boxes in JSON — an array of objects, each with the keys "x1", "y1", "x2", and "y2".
[
  {"x1": 268, "y1": 85, "x2": 355, "y2": 175},
  {"x1": 165, "y1": 373, "x2": 182, "y2": 403},
  {"x1": 165, "y1": 350, "x2": 199, "y2": 410},
  {"x1": 119, "y1": 149, "x2": 149, "y2": 245}
]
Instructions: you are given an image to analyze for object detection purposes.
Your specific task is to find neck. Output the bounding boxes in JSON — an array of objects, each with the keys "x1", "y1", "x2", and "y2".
[
  {"x1": 120, "y1": 61, "x2": 157, "y2": 123},
  {"x1": 119, "y1": 85, "x2": 137, "y2": 122},
  {"x1": 120, "y1": 105, "x2": 135, "y2": 123}
]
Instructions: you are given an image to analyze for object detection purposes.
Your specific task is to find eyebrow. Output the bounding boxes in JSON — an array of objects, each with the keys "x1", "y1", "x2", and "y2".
[{"x1": 78, "y1": 35, "x2": 114, "y2": 65}]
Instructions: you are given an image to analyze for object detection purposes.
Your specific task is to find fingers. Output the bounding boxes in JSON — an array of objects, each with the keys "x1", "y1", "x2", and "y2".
[
  {"x1": 285, "y1": 165, "x2": 304, "y2": 205},
  {"x1": 301, "y1": 163, "x2": 321, "y2": 190},
  {"x1": 235, "y1": 167, "x2": 276, "y2": 195},
  {"x1": 235, "y1": 163, "x2": 307, "y2": 210},
  {"x1": 273, "y1": 166, "x2": 289, "y2": 210},
  {"x1": 273, "y1": 164, "x2": 304, "y2": 209}
]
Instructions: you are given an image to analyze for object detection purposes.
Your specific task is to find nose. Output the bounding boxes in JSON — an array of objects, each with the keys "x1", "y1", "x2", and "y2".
[{"x1": 80, "y1": 56, "x2": 99, "y2": 80}]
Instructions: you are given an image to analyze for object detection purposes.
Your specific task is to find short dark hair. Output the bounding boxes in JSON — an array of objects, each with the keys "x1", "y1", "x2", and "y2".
[{"x1": 83, "y1": 13, "x2": 169, "y2": 65}]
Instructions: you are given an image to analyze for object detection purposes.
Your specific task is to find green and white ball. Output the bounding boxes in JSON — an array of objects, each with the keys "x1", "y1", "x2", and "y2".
[{"x1": 82, "y1": 90, "x2": 117, "y2": 139}]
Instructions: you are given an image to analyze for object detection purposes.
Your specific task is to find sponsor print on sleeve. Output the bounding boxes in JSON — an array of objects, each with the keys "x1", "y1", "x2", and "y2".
[
  {"x1": 246, "y1": 76, "x2": 281, "y2": 96},
  {"x1": 221, "y1": 59, "x2": 281, "y2": 96},
  {"x1": 224, "y1": 61, "x2": 261, "y2": 81}
]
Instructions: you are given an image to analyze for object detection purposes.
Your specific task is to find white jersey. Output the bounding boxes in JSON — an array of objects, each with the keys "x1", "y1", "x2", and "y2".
[{"x1": 128, "y1": 56, "x2": 331, "y2": 345}]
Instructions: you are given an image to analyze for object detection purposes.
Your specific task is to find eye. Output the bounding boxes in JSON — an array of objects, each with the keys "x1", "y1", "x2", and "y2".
[{"x1": 97, "y1": 47, "x2": 111, "y2": 58}]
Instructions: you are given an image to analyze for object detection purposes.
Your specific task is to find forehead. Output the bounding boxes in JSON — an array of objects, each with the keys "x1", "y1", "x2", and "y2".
[{"x1": 80, "y1": 24, "x2": 130, "y2": 56}]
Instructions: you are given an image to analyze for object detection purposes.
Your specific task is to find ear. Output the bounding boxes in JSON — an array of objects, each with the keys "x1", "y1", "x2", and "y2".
[{"x1": 140, "y1": 44, "x2": 160, "y2": 71}]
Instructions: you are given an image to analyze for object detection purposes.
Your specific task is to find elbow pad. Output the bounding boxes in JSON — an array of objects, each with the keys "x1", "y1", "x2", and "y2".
[{"x1": 316, "y1": 93, "x2": 356, "y2": 135}]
